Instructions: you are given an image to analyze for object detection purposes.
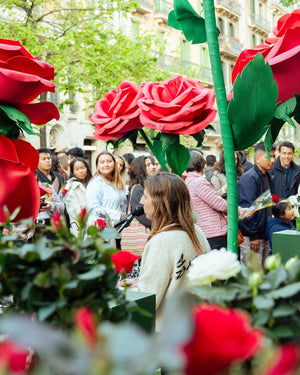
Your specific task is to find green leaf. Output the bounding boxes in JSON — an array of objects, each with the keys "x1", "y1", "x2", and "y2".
[
  {"x1": 252, "y1": 310, "x2": 271, "y2": 326},
  {"x1": 293, "y1": 94, "x2": 300, "y2": 124},
  {"x1": 264, "y1": 117, "x2": 284, "y2": 157},
  {"x1": 86, "y1": 225, "x2": 99, "y2": 237},
  {"x1": 273, "y1": 325, "x2": 295, "y2": 338},
  {"x1": 152, "y1": 138, "x2": 168, "y2": 171},
  {"x1": 33, "y1": 271, "x2": 51, "y2": 288},
  {"x1": 0, "y1": 105, "x2": 39, "y2": 137},
  {"x1": 273, "y1": 304, "x2": 297, "y2": 318},
  {"x1": 274, "y1": 96, "x2": 297, "y2": 127},
  {"x1": 270, "y1": 282, "x2": 300, "y2": 299},
  {"x1": 38, "y1": 300, "x2": 67, "y2": 321},
  {"x1": 78, "y1": 264, "x2": 106, "y2": 280},
  {"x1": 115, "y1": 129, "x2": 139, "y2": 149},
  {"x1": 192, "y1": 130, "x2": 205, "y2": 147},
  {"x1": 228, "y1": 53, "x2": 278, "y2": 150},
  {"x1": 168, "y1": 0, "x2": 207, "y2": 44},
  {"x1": 265, "y1": 265, "x2": 287, "y2": 289},
  {"x1": 165, "y1": 143, "x2": 190, "y2": 176},
  {"x1": 253, "y1": 295, "x2": 275, "y2": 309}
]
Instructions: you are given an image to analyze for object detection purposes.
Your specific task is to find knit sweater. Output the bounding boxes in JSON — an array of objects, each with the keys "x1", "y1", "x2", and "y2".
[
  {"x1": 137, "y1": 225, "x2": 210, "y2": 330},
  {"x1": 185, "y1": 172, "x2": 228, "y2": 238}
]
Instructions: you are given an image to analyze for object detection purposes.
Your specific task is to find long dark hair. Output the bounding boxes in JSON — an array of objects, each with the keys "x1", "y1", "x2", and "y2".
[
  {"x1": 214, "y1": 151, "x2": 244, "y2": 177},
  {"x1": 70, "y1": 157, "x2": 92, "y2": 186},
  {"x1": 144, "y1": 172, "x2": 203, "y2": 255},
  {"x1": 129, "y1": 156, "x2": 148, "y2": 188}
]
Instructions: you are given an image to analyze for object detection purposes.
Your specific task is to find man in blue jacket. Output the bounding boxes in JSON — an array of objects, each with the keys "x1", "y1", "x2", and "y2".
[
  {"x1": 238, "y1": 143, "x2": 275, "y2": 265},
  {"x1": 269, "y1": 141, "x2": 300, "y2": 199}
]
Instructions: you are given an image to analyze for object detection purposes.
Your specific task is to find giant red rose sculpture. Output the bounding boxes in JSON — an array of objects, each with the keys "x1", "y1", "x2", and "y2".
[
  {"x1": 182, "y1": 303, "x2": 263, "y2": 375},
  {"x1": 0, "y1": 135, "x2": 40, "y2": 222},
  {"x1": 91, "y1": 80, "x2": 143, "y2": 140},
  {"x1": 0, "y1": 39, "x2": 60, "y2": 125},
  {"x1": 232, "y1": 9, "x2": 300, "y2": 103},
  {"x1": 139, "y1": 75, "x2": 216, "y2": 135}
]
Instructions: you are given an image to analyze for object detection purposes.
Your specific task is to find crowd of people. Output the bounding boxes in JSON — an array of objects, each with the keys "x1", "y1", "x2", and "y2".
[{"x1": 1, "y1": 141, "x2": 299, "y2": 329}]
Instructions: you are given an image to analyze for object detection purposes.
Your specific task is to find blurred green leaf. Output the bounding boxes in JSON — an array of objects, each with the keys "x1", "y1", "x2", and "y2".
[
  {"x1": 165, "y1": 143, "x2": 190, "y2": 175},
  {"x1": 270, "y1": 282, "x2": 300, "y2": 299},
  {"x1": 273, "y1": 304, "x2": 297, "y2": 318},
  {"x1": 78, "y1": 265, "x2": 106, "y2": 280},
  {"x1": 228, "y1": 53, "x2": 278, "y2": 150},
  {"x1": 253, "y1": 295, "x2": 275, "y2": 309}
]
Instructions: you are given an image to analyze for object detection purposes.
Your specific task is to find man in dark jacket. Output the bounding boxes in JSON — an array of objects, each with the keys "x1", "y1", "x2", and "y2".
[
  {"x1": 238, "y1": 143, "x2": 275, "y2": 265},
  {"x1": 269, "y1": 141, "x2": 300, "y2": 199}
]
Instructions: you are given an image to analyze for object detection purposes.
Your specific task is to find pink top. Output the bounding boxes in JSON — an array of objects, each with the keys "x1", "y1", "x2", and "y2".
[{"x1": 185, "y1": 171, "x2": 228, "y2": 238}]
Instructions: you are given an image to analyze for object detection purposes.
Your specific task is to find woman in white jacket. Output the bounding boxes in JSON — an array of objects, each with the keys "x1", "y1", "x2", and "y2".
[{"x1": 64, "y1": 157, "x2": 92, "y2": 237}]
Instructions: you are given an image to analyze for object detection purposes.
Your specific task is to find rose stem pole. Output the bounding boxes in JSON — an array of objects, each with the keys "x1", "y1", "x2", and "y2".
[
  {"x1": 203, "y1": 0, "x2": 238, "y2": 253},
  {"x1": 139, "y1": 129, "x2": 169, "y2": 172}
]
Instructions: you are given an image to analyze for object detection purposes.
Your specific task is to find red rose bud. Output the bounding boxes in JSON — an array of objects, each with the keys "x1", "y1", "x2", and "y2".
[
  {"x1": 111, "y1": 251, "x2": 139, "y2": 274},
  {"x1": 52, "y1": 212, "x2": 61, "y2": 230},
  {"x1": 79, "y1": 207, "x2": 87, "y2": 221},
  {"x1": 0, "y1": 339, "x2": 30, "y2": 373},
  {"x1": 94, "y1": 219, "x2": 107, "y2": 229},
  {"x1": 62, "y1": 188, "x2": 68, "y2": 195},
  {"x1": 182, "y1": 303, "x2": 263, "y2": 375},
  {"x1": 272, "y1": 194, "x2": 280, "y2": 203},
  {"x1": 74, "y1": 307, "x2": 97, "y2": 349}
]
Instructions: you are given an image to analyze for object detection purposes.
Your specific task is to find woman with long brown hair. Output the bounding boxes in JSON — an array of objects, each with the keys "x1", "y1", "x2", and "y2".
[
  {"x1": 136, "y1": 172, "x2": 210, "y2": 330},
  {"x1": 86, "y1": 151, "x2": 126, "y2": 229}
]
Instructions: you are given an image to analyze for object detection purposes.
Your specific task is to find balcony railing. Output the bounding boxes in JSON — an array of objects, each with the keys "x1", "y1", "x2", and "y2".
[
  {"x1": 250, "y1": 13, "x2": 271, "y2": 31},
  {"x1": 219, "y1": 35, "x2": 243, "y2": 56},
  {"x1": 215, "y1": 0, "x2": 241, "y2": 15},
  {"x1": 156, "y1": 53, "x2": 213, "y2": 83}
]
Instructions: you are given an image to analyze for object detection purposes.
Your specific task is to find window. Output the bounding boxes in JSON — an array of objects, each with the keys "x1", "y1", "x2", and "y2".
[
  {"x1": 229, "y1": 23, "x2": 235, "y2": 38},
  {"x1": 217, "y1": 17, "x2": 224, "y2": 35},
  {"x1": 251, "y1": 34, "x2": 256, "y2": 47},
  {"x1": 131, "y1": 20, "x2": 139, "y2": 39},
  {"x1": 200, "y1": 46, "x2": 209, "y2": 66}
]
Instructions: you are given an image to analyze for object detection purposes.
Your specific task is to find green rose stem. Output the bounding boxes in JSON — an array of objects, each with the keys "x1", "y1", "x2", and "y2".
[
  {"x1": 203, "y1": 0, "x2": 238, "y2": 253},
  {"x1": 139, "y1": 129, "x2": 169, "y2": 172}
]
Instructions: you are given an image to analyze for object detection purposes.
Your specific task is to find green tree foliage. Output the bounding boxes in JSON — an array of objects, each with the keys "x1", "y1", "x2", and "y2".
[
  {"x1": 0, "y1": 0, "x2": 171, "y2": 107},
  {"x1": 280, "y1": 0, "x2": 298, "y2": 5}
]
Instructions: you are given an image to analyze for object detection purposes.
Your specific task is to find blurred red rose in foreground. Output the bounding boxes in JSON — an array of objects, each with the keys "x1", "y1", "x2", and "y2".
[
  {"x1": 111, "y1": 251, "x2": 139, "y2": 273},
  {"x1": 182, "y1": 303, "x2": 263, "y2": 375},
  {"x1": 262, "y1": 343, "x2": 299, "y2": 375},
  {"x1": 0, "y1": 339, "x2": 30, "y2": 373},
  {"x1": 232, "y1": 10, "x2": 300, "y2": 103},
  {"x1": 139, "y1": 75, "x2": 216, "y2": 135},
  {"x1": 0, "y1": 38, "x2": 59, "y2": 125},
  {"x1": 74, "y1": 307, "x2": 98, "y2": 349},
  {"x1": 91, "y1": 80, "x2": 143, "y2": 140},
  {"x1": 52, "y1": 212, "x2": 61, "y2": 231},
  {"x1": 94, "y1": 218, "x2": 107, "y2": 230},
  {"x1": 0, "y1": 135, "x2": 40, "y2": 222}
]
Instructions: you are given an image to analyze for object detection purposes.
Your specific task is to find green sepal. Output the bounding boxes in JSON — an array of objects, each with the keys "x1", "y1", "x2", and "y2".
[
  {"x1": 0, "y1": 105, "x2": 40, "y2": 139},
  {"x1": 274, "y1": 96, "x2": 297, "y2": 127},
  {"x1": 264, "y1": 95, "x2": 298, "y2": 157},
  {"x1": 168, "y1": 0, "x2": 207, "y2": 44},
  {"x1": 192, "y1": 124, "x2": 215, "y2": 147},
  {"x1": 115, "y1": 129, "x2": 139, "y2": 149},
  {"x1": 228, "y1": 53, "x2": 278, "y2": 150},
  {"x1": 293, "y1": 94, "x2": 300, "y2": 124}
]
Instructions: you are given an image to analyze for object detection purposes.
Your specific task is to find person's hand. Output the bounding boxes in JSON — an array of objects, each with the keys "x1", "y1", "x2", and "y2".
[
  {"x1": 118, "y1": 278, "x2": 138, "y2": 288},
  {"x1": 40, "y1": 202, "x2": 52, "y2": 212},
  {"x1": 250, "y1": 240, "x2": 260, "y2": 252},
  {"x1": 120, "y1": 212, "x2": 126, "y2": 218}
]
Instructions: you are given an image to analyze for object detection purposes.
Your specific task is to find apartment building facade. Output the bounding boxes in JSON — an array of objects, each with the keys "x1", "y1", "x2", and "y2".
[{"x1": 26, "y1": 0, "x2": 298, "y2": 163}]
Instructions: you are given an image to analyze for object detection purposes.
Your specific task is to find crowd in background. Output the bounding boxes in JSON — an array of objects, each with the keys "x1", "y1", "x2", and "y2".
[{"x1": 1, "y1": 140, "x2": 300, "y2": 329}]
